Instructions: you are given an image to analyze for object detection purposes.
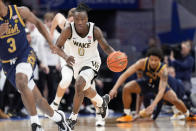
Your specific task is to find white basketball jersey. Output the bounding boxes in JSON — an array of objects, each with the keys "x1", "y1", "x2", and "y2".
[{"x1": 68, "y1": 22, "x2": 101, "y2": 63}]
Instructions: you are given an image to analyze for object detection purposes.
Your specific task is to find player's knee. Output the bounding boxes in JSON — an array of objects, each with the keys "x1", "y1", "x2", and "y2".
[
  {"x1": 123, "y1": 85, "x2": 131, "y2": 94},
  {"x1": 75, "y1": 77, "x2": 86, "y2": 93},
  {"x1": 15, "y1": 74, "x2": 28, "y2": 92}
]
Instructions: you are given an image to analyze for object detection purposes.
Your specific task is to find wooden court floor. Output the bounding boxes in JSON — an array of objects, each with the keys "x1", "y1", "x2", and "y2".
[{"x1": 0, "y1": 117, "x2": 196, "y2": 131}]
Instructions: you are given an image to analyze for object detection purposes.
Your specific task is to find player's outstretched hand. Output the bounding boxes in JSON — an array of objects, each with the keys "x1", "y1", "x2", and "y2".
[
  {"x1": 0, "y1": 23, "x2": 8, "y2": 36},
  {"x1": 66, "y1": 55, "x2": 75, "y2": 66},
  {"x1": 109, "y1": 89, "x2": 118, "y2": 99},
  {"x1": 145, "y1": 104, "x2": 155, "y2": 116}
]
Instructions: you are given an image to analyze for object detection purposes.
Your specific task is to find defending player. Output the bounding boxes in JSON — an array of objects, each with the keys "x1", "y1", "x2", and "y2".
[{"x1": 109, "y1": 47, "x2": 189, "y2": 121}]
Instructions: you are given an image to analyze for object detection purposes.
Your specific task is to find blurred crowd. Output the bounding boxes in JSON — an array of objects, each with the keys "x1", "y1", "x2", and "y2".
[{"x1": 0, "y1": 11, "x2": 196, "y2": 120}]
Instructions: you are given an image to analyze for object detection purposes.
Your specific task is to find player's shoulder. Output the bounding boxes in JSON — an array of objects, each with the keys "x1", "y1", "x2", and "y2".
[
  {"x1": 137, "y1": 57, "x2": 147, "y2": 65},
  {"x1": 16, "y1": 6, "x2": 30, "y2": 13},
  {"x1": 93, "y1": 25, "x2": 102, "y2": 39}
]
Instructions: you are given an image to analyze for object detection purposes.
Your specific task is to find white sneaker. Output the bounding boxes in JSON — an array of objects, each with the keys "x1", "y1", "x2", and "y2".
[
  {"x1": 170, "y1": 113, "x2": 185, "y2": 120},
  {"x1": 96, "y1": 114, "x2": 105, "y2": 127},
  {"x1": 50, "y1": 102, "x2": 59, "y2": 111}
]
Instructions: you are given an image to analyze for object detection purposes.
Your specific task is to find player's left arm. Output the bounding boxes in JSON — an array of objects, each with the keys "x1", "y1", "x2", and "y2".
[
  {"x1": 94, "y1": 26, "x2": 115, "y2": 55},
  {"x1": 146, "y1": 67, "x2": 168, "y2": 114}
]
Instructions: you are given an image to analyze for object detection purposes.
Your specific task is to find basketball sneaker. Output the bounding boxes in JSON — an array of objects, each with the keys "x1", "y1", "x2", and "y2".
[
  {"x1": 56, "y1": 110, "x2": 71, "y2": 131},
  {"x1": 50, "y1": 101, "x2": 59, "y2": 111},
  {"x1": 186, "y1": 114, "x2": 196, "y2": 121},
  {"x1": 170, "y1": 113, "x2": 185, "y2": 120},
  {"x1": 95, "y1": 113, "x2": 105, "y2": 126},
  {"x1": 31, "y1": 123, "x2": 44, "y2": 131},
  {"x1": 98, "y1": 94, "x2": 110, "y2": 119},
  {"x1": 116, "y1": 114, "x2": 133, "y2": 122},
  {"x1": 66, "y1": 118, "x2": 77, "y2": 130}
]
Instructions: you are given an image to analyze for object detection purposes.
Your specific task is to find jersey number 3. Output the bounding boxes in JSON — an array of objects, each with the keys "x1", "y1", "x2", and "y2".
[{"x1": 7, "y1": 38, "x2": 16, "y2": 53}]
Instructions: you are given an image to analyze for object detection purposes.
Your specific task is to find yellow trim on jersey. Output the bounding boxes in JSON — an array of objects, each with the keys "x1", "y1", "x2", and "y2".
[
  {"x1": 1, "y1": 57, "x2": 17, "y2": 63},
  {"x1": 1, "y1": 60, "x2": 11, "y2": 63},
  {"x1": 14, "y1": 5, "x2": 25, "y2": 27},
  {"x1": 142, "y1": 58, "x2": 148, "y2": 71},
  {"x1": 155, "y1": 62, "x2": 161, "y2": 72},
  {"x1": 0, "y1": 31, "x2": 20, "y2": 39},
  {"x1": 160, "y1": 64, "x2": 167, "y2": 72},
  {"x1": 8, "y1": 5, "x2": 13, "y2": 19},
  {"x1": 0, "y1": 17, "x2": 3, "y2": 20}
]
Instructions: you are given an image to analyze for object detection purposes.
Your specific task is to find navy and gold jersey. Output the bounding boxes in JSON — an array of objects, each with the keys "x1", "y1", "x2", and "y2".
[
  {"x1": 136, "y1": 57, "x2": 168, "y2": 94},
  {"x1": 142, "y1": 57, "x2": 167, "y2": 88},
  {"x1": 0, "y1": 5, "x2": 29, "y2": 60}
]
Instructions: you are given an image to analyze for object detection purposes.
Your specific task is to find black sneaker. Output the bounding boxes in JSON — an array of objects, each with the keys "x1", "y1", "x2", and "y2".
[
  {"x1": 66, "y1": 119, "x2": 77, "y2": 130},
  {"x1": 56, "y1": 110, "x2": 71, "y2": 131},
  {"x1": 31, "y1": 123, "x2": 44, "y2": 131},
  {"x1": 99, "y1": 94, "x2": 110, "y2": 119}
]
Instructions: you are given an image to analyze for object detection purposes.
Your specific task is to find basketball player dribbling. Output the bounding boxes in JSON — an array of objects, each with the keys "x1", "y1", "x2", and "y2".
[
  {"x1": 50, "y1": 7, "x2": 107, "y2": 127},
  {"x1": 54, "y1": 3, "x2": 117, "y2": 129},
  {"x1": 0, "y1": 1, "x2": 71, "y2": 131}
]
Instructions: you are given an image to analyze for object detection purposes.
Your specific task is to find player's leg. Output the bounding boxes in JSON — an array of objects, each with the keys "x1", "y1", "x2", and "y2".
[
  {"x1": 163, "y1": 89, "x2": 189, "y2": 119},
  {"x1": 31, "y1": 82, "x2": 71, "y2": 129},
  {"x1": 51, "y1": 65, "x2": 73, "y2": 110},
  {"x1": 82, "y1": 69, "x2": 110, "y2": 119},
  {"x1": 15, "y1": 63, "x2": 38, "y2": 123},
  {"x1": 67, "y1": 75, "x2": 85, "y2": 130},
  {"x1": 16, "y1": 63, "x2": 71, "y2": 131},
  {"x1": 123, "y1": 81, "x2": 141, "y2": 114},
  {"x1": 116, "y1": 80, "x2": 141, "y2": 122},
  {"x1": 89, "y1": 81, "x2": 105, "y2": 127},
  {"x1": 84, "y1": 87, "x2": 110, "y2": 118},
  {"x1": 68, "y1": 68, "x2": 109, "y2": 129}
]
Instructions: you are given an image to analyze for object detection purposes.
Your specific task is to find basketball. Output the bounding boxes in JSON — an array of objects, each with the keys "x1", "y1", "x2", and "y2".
[{"x1": 107, "y1": 51, "x2": 128, "y2": 72}]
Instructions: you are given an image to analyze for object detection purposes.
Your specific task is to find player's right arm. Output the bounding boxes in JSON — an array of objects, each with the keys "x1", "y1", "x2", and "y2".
[
  {"x1": 50, "y1": 13, "x2": 66, "y2": 36},
  {"x1": 109, "y1": 58, "x2": 146, "y2": 99},
  {"x1": 55, "y1": 25, "x2": 75, "y2": 66}
]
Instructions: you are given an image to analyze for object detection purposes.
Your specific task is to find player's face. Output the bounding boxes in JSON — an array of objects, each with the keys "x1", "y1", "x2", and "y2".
[
  {"x1": 148, "y1": 55, "x2": 161, "y2": 70},
  {"x1": 74, "y1": 11, "x2": 88, "y2": 32}
]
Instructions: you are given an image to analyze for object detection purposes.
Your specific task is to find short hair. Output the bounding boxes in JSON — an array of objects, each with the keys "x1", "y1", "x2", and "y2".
[
  {"x1": 68, "y1": 8, "x2": 76, "y2": 18},
  {"x1": 146, "y1": 47, "x2": 163, "y2": 60},
  {"x1": 44, "y1": 12, "x2": 54, "y2": 21},
  {"x1": 75, "y1": 3, "x2": 91, "y2": 13}
]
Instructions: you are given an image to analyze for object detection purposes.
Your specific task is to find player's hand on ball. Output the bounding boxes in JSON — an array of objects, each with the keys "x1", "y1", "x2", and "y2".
[
  {"x1": 109, "y1": 89, "x2": 118, "y2": 99},
  {"x1": 66, "y1": 55, "x2": 75, "y2": 66}
]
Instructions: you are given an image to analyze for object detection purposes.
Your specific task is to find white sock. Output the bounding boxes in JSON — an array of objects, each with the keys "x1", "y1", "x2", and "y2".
[
  {"x1": 49, "y1": 111, "x2": 62, "y2": 122},
  {"x1": 124, "y1": 109, "x2": 130, "y2": 115},
  {"x1": 30, "y1": 115, "x2": 40, "y2": 125},
  {"x1": 69, "y1": 112, "x2": 78, "y2": 121},
  {"x1": 184, "y1": 110, "x2": 190, "y2": 117},
  {"x1": 91, "y1": 94, "x2": 103, "y2": 107},
  {"x1": 54, "y1": 96, "x2": 62, "y2": 105}
]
